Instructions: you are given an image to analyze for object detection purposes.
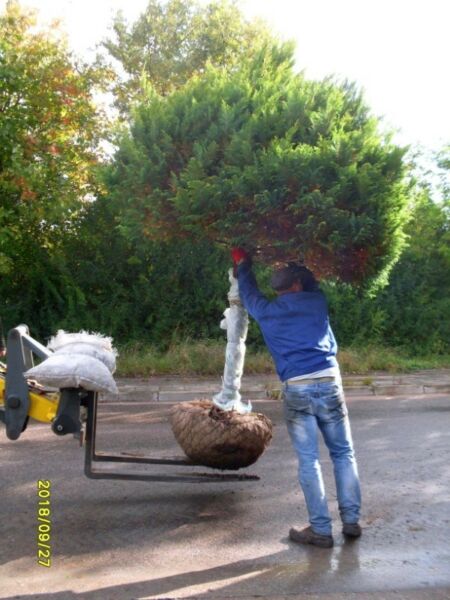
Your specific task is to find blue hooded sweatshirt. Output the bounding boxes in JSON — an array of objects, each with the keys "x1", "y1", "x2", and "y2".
[{"x1": 237, "y1": 262, "x2": 338, "y2": 382}]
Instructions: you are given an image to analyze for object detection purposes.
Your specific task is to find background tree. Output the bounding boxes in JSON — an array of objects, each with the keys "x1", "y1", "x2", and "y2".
[
  {"x1": 107, "y1": 43, "x2": 411, "y2": 289},
  {"x1": 377, "y1": 192, "x2": 450, "y2": 354},
  {"x1": 436, "y1": 145, "x2": 450, "y2": 199},
  {"x1": 103, "y1": 0, "x2": 272, "y2": 112},
  {"x1": 323, "y1": 148, "x2": 450, "y2": 355},
  {"x1": 62, "y1": 194, "x2": 230, "y2": 344},
  {"x1": 0, "y1": 1, "x2": 111, "y2": 336}
]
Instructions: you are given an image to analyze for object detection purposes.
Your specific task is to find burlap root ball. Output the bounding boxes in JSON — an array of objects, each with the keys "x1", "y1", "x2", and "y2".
[{"x1": 170, "y1": 399, "x2": 273, "y2": 470}]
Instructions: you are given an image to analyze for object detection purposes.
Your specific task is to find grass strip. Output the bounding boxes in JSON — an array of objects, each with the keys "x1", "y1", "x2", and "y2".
[{"x1": 116, "y1": 340, "x2": 450, "y2": 377}]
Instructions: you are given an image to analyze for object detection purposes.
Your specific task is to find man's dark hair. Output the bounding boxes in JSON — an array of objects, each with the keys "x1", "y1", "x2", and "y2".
[{"x1": 270, "y1": 263, "x2": 318, "y2": 292}]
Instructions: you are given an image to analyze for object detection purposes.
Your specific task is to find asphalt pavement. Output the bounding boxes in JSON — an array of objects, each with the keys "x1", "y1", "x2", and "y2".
[{"x1": 1, "y1": 373, "x2": 450, "y2": 600}]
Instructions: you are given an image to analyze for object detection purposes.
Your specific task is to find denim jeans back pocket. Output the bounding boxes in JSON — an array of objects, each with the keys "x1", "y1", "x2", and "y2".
[
  {"x1": 317, "y1": 384, "x2": 347, "y2": 422},
  {"x1": 283, "y1": 387, "x2": 313, "y2": 421}
]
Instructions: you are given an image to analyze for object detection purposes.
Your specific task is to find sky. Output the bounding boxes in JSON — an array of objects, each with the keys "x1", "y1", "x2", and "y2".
[{"x1": 2, "y1": 0, "x2": 449, "y2": 156}]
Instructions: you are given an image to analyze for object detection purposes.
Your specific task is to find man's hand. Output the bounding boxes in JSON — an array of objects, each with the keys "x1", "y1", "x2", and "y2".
[
  {"x1": 231, "y1": 247, "x2": 250, "y2": 266},
  {"x1": 231, "y1": 248, "x2": 250, "y2": 277},
  {"x1": 231, "y1": 247, "x2": 251, "y2": 276}
]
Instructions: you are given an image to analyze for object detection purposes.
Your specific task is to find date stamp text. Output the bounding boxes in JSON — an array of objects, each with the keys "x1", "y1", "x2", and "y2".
[{"x1": 37, "y1": 480, "x2": 51, "y2": 567}]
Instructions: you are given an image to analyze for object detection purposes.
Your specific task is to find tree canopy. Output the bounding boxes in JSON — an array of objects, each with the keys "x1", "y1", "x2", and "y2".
[{"x1": 108, "y1": 44, "x2": 411, "y2": 286}]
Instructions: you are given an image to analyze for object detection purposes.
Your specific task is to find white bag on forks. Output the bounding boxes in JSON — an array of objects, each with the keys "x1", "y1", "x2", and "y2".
[{"x1": 24, "y1": 330, "x2": 118, "y2": 394}]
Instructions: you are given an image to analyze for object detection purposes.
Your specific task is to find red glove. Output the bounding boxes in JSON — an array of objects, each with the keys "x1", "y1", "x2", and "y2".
[
  {"x1": 231, "y1": 247, "x2": 249, "y2": 265},
  {"x1": 231, "y1": 247, "x2": 250, "y2": 277}
]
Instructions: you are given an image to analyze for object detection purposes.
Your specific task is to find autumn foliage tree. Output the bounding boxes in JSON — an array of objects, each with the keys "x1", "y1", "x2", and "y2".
[
  {"x1": 0, "y1": 1, "x2": 111, "y2": 330},
  {"x1": 108, "y1": 44, "x2": 411, "y2": 289}
]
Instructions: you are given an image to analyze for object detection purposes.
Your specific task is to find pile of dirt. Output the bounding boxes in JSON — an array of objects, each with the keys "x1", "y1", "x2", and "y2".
[{"x1": 170, "y1": 399, "x2": 273, "y2": 470}]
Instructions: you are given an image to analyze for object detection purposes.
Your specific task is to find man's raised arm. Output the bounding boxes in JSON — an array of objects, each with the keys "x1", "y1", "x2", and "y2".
[{"x1": 231, "y1": 248, "x2": 271, "y2": 319}]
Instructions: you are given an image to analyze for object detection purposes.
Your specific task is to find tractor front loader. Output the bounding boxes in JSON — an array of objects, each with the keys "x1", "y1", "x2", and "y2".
[{"x1": 0, "y1": 325, "x2": 257, "y2": 484}]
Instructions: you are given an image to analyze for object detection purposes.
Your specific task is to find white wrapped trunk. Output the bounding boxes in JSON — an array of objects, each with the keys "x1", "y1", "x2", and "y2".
[{"x1": 213, "y1": 269, "x2": 252, "y2": 414}]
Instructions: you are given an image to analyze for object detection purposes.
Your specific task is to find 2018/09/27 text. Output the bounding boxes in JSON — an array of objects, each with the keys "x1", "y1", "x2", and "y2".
[{"x1": 37, "y1": 480, "x2": 51, "y2": 567}]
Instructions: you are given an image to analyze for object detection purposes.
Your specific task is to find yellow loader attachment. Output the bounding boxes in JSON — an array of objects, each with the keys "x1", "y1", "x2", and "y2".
[{"x1": 0, "y1": 366, "x2": 58, "y2": 424}]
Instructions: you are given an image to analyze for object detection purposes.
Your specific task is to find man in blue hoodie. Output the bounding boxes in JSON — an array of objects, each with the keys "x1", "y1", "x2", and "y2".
[{"x1": 232, "y1": 248, "x2": 361, "y2": 548}]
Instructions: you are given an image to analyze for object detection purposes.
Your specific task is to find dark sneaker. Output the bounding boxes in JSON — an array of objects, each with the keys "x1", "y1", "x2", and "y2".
[
  {"x1": 289, "y1": 526, "x2": 334, "y2": 548},
  {"x1": 342, "y1": 522, "x2": 362, "y2": 538}
]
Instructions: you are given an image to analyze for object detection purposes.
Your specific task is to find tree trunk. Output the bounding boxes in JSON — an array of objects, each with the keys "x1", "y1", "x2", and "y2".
[
  {"x1": 169, "y1": 269, "x2": 273, "y2": 469},
  {"x1": 212, "y1": 269, "x2": 252, "y2": 414}
]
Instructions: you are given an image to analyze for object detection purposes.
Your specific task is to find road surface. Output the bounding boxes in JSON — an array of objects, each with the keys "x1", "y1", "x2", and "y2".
[{"x1": 1, "y1": 381, "x2": 449, "y2": 599}]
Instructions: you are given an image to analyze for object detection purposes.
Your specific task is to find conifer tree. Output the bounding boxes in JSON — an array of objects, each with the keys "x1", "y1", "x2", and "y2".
[{"x1": 109, "y1": 43, "x2": 411, "y2": 287}]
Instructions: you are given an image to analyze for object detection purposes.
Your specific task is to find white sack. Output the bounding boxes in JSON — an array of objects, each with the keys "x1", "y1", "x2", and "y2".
[
  {"x1": 25, "y1": 354, "x2": 118, "y2": 394},
  {"x1": 54, "y1": 342, "x2": 116, "y2": 373},
  {"x1": 48, "y1": 330, "x2": 117, "y2": 355}
]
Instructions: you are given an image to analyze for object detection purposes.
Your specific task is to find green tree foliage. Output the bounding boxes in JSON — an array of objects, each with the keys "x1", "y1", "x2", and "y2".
[
  {"x1": 0, "y1": 1, "x2": 111, "y2": 335},
  {"x1": 436, "y1": 145, "x2": 450, "y2": 199},
  {"x1": 108, "y1": 44, "x2": 411, "y2": 287},
  {"x1": 378, "y1": 192, "x2": 450, "y2": 353},
  {"x1": 322, "y1": 183, "x2": 450, "y2": 354},
  {"x1": 2, "y1": 1, "x2": 446, "y2": 357},
  {"x1": 103, "y1": 0, "x2": 272, "y2": 112},
  {"x1": 59, "y1": 195, "x2": 230, "y2": 343}
]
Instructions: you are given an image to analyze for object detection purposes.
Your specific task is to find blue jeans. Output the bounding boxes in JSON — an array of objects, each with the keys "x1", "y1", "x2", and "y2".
[{"x1": 283, "y1": 380, "x2": 361, "y2": 536}]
